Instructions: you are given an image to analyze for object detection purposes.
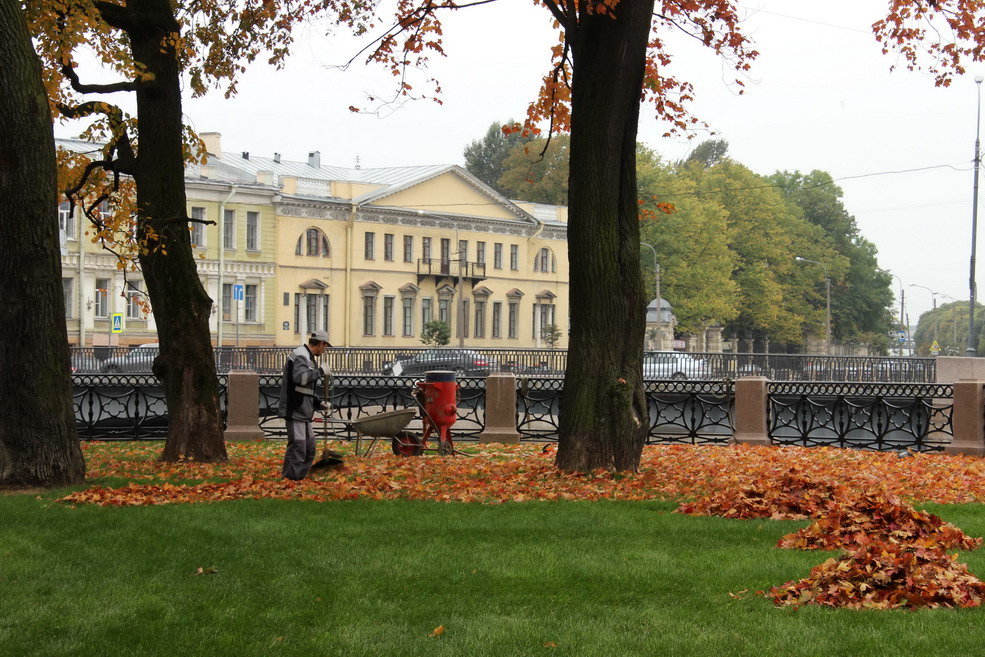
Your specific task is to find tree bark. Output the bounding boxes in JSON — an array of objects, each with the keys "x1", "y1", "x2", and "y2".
[
  {"x1": 0, "y1": 0, "x2": 86, "y2": 487},
  {"x1": 555, "y1": 2, "x2": 652, "y2": 472},
  {"x1": 122, "y1": 0, "x2": 226, "y2": 462}
]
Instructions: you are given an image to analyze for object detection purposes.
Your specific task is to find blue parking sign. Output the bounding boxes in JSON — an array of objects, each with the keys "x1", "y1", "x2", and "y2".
[{"x1": 233, "y1": 284, "x2": 245, "y2": 301}]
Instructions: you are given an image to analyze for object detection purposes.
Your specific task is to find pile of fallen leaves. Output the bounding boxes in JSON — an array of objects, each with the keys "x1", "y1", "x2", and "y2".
[
  {"x1": 675, "y1": 470, "x2": 841, "y2": 520},
  {"x1": 777, "y1": 492, "x2": 982, "y2": 552},
  {"x1": 768, "y1": 541, "x2": 985, "y2": 609}
]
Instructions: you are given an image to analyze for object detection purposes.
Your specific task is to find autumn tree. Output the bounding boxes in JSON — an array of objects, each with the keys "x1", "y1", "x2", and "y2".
[
  {"x1": 0, "y1": 0, "x2": 85, "y2": 487},
  {"x1": 497, "y1": 134, "x2": 570, "y2": 205},
  {"x1": 27, "y1": 0, "x2": 371, "y2": 462}
]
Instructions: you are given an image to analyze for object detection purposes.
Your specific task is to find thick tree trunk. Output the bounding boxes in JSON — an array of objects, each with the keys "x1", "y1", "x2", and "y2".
[
  {"x1": 126, "y1": 0, "x2": 226, "y2": 462},
  {"x1": 0, "y1": 0, "x2": 86, "y2": 487},
  {"x1": 555, "y1": 3, "x2": 652, "y2": 472}
]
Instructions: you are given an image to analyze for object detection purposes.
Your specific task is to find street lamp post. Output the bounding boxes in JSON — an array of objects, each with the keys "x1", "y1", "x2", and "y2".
[
  {"x1": 968, "y1": 75, "x2": 984, "y2": 356},
  {"x1": 795, "y1": 257, "x2": 831, "y2": 355},
  {"x1": 910, "y1": 283, "x2": 941, "y2": 349},
  {"x1": 640, "y1": 241, "x2": 660, "y2": 307}
]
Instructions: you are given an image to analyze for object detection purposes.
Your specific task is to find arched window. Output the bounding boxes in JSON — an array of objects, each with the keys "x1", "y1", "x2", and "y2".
[
  {"x1": 295, "y1": 228, "x2": 331, "y2": 257},
  {"x1": 535, "y1": 247, "x2": 556, "y2": 273}
]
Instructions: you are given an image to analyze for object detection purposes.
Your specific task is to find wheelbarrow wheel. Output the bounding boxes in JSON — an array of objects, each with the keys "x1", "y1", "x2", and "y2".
[{"x1": 392, "y1": 431, "x2": 424, "y2": 457}]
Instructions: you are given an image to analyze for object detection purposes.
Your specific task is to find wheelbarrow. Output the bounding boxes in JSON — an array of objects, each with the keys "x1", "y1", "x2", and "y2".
[{"x1": 349, "y1": 408, "x2": 417, "y2": 456}]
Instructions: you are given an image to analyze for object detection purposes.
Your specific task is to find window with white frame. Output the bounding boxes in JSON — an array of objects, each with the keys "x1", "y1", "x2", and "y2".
[
  {"x1": 245, "y1": 284, "x2": 258, "y2": 321},
  {"x1": 403, "y1": 235, "x2": 413, "y2": 263},
  {"x1": 222, "y1": 283, "x2": 232, "y2": 321},
  {"x1": 190, "y1": 207, "x2": 206, "y2": 247},
  {"x1": 492, "y1": 301, "x2": 502, "y2": 339},
  {"x1": 422, "y1": 237, "x2": 432, "y2": 261},
  {"x1": 508, "y1": 300, "x2": 518, "y2": 338},
  {"x1": 58, "y1": 202, "x2": 75, "y2": 239},
  {"x1": 126, "y1": 281, "x2": 143, "y2": 319},
  {"x1": 363, "y1": 296, "x2": 376, "y2": 335},
  {"x1": 476, "y1": 241, "x2": 486, "y2": 266},
  {"x1": 94, "y1": 278, "x2": 109, "y2": 318},
  {"x1": 402, "y1": 297, "x2": 414, "y2": 336},
  {"x1": 384, "y1": 234, "x2": 394, "y2": 262},
  {"x1": 510, "y1": 244, "x2": 519, "y2": 270},
  {"x1": 421, "y1": 297, "x2": 432, "y2": 328},
  {"x1": 474, "y1": 301, "x2": 485, "y2": 338},
  {"x1": 364, "y1": 232, "x2": 375, "y2": 260},
  {"x1": 223, "y1": 209, "x2": 235, "y2": 249},
  {"x1": 246, "y1": 212, "x2": 259, "y2": 250},
  {"x1": 494, "y1": 243, "x2": 503, "y2": 269},
  {"x1": 383, "y1": 296, "x2": 395, "y2": 335}
]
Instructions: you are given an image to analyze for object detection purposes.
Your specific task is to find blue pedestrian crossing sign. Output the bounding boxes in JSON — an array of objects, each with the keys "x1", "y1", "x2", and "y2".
[
  {"x1": 233, "y1": 284, "x2": 245, "y2": 301},
  {"x1": 111, "y1": 313, "x2": 123, "y2": 333}
]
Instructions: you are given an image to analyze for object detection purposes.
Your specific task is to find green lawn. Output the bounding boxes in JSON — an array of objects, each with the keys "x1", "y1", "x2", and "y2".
[{"x1": 1, "y1": 495, "x2": 984, "y2": 656}]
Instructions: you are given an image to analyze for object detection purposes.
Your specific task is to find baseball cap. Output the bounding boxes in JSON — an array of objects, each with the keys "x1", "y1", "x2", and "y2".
[{"x1": 309, "y1": 330, "x2": 332, "y2": 346}]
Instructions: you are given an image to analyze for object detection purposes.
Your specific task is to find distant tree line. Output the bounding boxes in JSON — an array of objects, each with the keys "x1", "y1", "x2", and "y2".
[{"x1": 465, "y1": 128, "x2": 895, "y2": 352}]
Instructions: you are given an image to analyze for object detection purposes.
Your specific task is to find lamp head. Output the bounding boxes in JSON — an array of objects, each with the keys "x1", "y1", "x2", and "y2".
[{"x1": 977, "y1": 76, "x2": 984, "y2": 85}]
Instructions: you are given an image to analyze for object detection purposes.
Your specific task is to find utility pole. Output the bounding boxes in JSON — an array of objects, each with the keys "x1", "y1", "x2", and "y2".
[
  {"x1": 969, "y1": 76, "x2": 983, "y2": 355},
  {"x1": 795, "y1": 257, "x2": 831, "y2": 355}
]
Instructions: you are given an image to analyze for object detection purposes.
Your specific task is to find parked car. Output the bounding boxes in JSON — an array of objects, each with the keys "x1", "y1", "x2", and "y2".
[
  {"x1": 642, "y1": 352, "x2": 710, "y2": 380},
  {"x1": 100, "y1": 343, "x2": 159, "y2": 373},
  {"x1": 382, "y1": 349, "x2": 497, "y2": 376}
]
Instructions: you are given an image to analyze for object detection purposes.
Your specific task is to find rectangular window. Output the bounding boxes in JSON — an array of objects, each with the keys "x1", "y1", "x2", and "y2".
[
  {"x1": 363, "y1": 296, "x2": 375, "y2": 335},
  {"x1": 283, "y1": 292, "x2": 290, "y2": 306},
  {"x1": 439, "y1": 299, "x2": 450, "y2": 325},
  {"x1": 383, "y1": 296, "x2": 395, "y2": 336},
  {"x1": 440, "y1": 238, "x2": 450, "y2": 264},
  {"x1": 222, "y1": 284, "x2": 233, "y2": 321},
  {"x1": 223, "y1": 209, "x2": 235, "y2": 249},
  {"x1": 510, "y1": 244, "x2": 519, "y2": 270},
  {"x1": 492, "y1": 301, "x2": 502, "y2": 339},
  {"x1": 245, "y1": 284, "x2": 258, "y2": 321},
  {"x1": 476, "y1": 241, "x2": 486, "y2": 266},
  {"x1": 63, "y1": 278, "x2": 73, "y2": 318},
  {"x1": 457, "y1": 300, "x2": 469, "y2": 339},
  {"x1": 59, "y1": 202, "x2": 75, "y2": 239},
  {"x1": 246, "y1": 211, "x2": 259, "y2": 250},
  {"x1": 403, "y1": 235, "x2": 413, "y2": 263},
  {"x1": 458, "y1": 240, "x2": 468, "y2": 261},
  {"x1": 126, "y1": 281, "x2": 142, "y2": 320},
  {"x1": 474, "y1": 301, "x2": 485, "y2": 339},
  {"x1": 384, "y1": 233, "x2": 394, "y2": 262},
  {"x1": 508, "y1": 301, "x2": 518, "y2": 339},
  {"x1": 494, "y1": 243, "x2": 503, "y2": 269},
  {"x1": 190, "y1": 207, "x2": 205, "y2": 247},
  {"x1": 421, "y1": 297, "x2": 432, "y2": 329},
  {"x1": 364, "y1": 232, "x2": 375, "y2": 260},
  {"x1": 422, "y1": 237, "x2": 432, "y2": 261},
  {"x1": 306, "y1": 294, "x2": 317, "y2": 332},
  {"x1": 402, "y1": 298, "x2": 414, "y2": 337},
  {"x1": 94, "y1": 278, "x2": 109, "y2": 318}
]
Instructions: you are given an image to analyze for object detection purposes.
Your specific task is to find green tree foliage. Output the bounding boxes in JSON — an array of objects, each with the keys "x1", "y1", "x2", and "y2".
[
  {"x1": 684, "y1": 138, "x2": 728, "y2": 168},
  {"x1": 541, "y1": 323, "x2": 563, "y2": 347},
  {"x1": 913, "y1": 301, "x2": 985, "y2": 356},
  {"x1": 421, "y1": 320, "x2": 451, "y2": 347},
  {"x1": 769, "y1": 171, "x2": 895, "y2": 344},
  {"x1": 463, "y1": 121, "x2": 526, "y2": 195},
  {"x1": 496, "y1": 135, "x2": 570, "y2": 205},
  {"x1": 638, "y1": 146, "x2": 738, "y2": 333}
]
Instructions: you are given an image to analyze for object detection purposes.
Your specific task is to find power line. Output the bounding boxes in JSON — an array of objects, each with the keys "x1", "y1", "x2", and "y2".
[{"x1": 747, "y1": 8, "x2": 870, "y2": 35}]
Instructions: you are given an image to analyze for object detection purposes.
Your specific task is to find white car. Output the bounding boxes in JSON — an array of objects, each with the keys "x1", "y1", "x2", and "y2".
[{"x1": 642, "y1": 352, "x2": 710, "y2": 380}]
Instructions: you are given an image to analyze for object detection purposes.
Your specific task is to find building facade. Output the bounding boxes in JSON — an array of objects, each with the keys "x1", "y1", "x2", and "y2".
[{"x1": 59, "y1": 134, "x2": 569, "y2": 349}]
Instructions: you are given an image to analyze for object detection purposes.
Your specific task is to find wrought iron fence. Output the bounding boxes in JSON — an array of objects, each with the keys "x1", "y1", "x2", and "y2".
[
  {"x1": 70, "y1": 346, "x2": 937, "y2": 382},
  {"x1": 72, "y1": 374, "x2": 227, "y2": 440},
  {"x1": 767, "y1": 382, "x2": 953, "y2": 452},
  {"x1": 258, "y1": 374, "x2": 485, "y2": 442},
  {"x1": 516, "y1": 378, "x2": 735, "y2": 444}
]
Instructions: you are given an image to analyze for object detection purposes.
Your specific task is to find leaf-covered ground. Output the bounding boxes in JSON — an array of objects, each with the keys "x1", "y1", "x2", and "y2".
[{"x1": 61, "y1": 441, "x2": 985, "y2": 507}]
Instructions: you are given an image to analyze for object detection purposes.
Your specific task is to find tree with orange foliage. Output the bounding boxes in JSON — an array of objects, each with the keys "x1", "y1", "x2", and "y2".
[
  {"x1": 0, "y1": 0, "x2": 85, "y2": 487},
  {"x1": 26, "y1": 0, "x2": 374, "y2": 463},
  {"x1": 351, "y1": 0, "x2": 985, "y2": 471}
]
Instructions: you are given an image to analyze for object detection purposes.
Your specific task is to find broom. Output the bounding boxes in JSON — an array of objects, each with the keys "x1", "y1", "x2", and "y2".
[{"x1": 310, "y1": 366, "x2": 344, "y2": 471}]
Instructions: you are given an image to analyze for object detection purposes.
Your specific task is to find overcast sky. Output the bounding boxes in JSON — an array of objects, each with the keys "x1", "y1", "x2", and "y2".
[{"x1": 62, "y1": 1, "x2": 985, "y2": 330}]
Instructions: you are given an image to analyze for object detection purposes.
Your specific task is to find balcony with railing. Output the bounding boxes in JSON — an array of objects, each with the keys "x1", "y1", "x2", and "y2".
[{"x1": 416, "y1": 258, "x2": 487, "y2": 284}]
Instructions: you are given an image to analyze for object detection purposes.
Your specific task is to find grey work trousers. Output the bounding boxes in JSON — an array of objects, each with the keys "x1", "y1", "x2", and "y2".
[{"x1": 282, "y1": 419, "x2": 316, "y2": 480}]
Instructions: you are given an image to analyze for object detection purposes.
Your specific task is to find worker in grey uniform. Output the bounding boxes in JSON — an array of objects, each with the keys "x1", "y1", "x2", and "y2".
[{"x1": 278, "y1": 330, "x2": 331, "y2": 480}]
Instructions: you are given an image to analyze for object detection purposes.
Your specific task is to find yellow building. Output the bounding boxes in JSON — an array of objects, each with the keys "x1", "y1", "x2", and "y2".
[
  {"x1": 197, "y1": 133, "x2": 569, "y2": 349},
  {"x1": 59, "y1": 134, "x2": 569, "y2": 350}
]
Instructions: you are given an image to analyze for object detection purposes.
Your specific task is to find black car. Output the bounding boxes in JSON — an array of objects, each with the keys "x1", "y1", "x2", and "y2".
[{"x1": 383, "y1": 349, "x2": 498, "y2": 376}]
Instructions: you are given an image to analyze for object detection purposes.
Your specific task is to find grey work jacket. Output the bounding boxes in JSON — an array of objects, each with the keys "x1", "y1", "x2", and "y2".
[{"x1": 277, "y1": 344, "x2": 324, "y2": 421}]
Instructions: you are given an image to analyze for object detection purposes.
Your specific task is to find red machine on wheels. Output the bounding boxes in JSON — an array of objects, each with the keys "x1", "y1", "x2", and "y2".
[{"x1": 392, "y1": 370, "x2": 458, "y2": 456}]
